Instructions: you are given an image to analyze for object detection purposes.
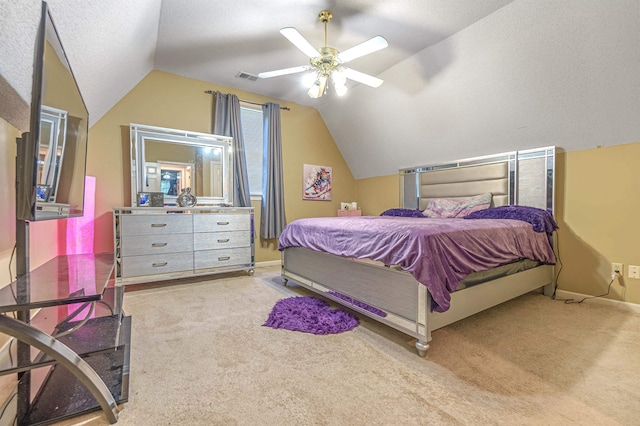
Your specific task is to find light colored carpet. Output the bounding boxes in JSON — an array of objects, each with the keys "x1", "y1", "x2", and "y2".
[{"x1": 56, "y1": 265, "x2": 639, "y2": 425}]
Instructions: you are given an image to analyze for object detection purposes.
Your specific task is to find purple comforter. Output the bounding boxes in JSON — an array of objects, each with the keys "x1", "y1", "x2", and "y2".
[{"x1": 278, "y1": 216, "x2": 556, "y2": 312}]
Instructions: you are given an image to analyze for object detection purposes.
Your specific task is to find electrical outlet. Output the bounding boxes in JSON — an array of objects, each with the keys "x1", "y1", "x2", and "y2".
[
  {"x1": 629, "y1": 265, "x2": 640, "y2": 279},
  {"x1": 612, "y1": 263, "x2": 623, "y2": 276}
]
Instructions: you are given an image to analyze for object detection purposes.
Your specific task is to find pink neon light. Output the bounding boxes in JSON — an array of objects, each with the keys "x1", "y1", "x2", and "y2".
[
  {"x1": 66, "y1": 176, "x2": 97, "y2": 317},
  {"x1": 66, "y1": 176, "x2": 96, "y2": 255}
]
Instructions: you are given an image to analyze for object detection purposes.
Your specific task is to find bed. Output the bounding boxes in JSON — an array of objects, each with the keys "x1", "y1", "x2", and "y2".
[{"x1": 279, "y1": 147, "x2": 557, "y2": 356}]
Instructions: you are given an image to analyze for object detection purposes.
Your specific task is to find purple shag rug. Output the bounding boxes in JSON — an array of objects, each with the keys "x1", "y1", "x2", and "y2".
[{"x1": 263, "y1": 296, "x2": 359, "y2": 335}]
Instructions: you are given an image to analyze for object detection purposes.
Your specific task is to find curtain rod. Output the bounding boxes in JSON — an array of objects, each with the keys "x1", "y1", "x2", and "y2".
[{"x1": 204, "y1": 90, "x2": 290, "y2": 111}]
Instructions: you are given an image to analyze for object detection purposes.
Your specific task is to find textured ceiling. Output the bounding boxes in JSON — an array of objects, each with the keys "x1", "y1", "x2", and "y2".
[
  {"x1": 1, "y1": 0, "x2": 513, "y2": 126},
  {"x1": 153, "y1": 0, "x2": 514, "y2": 111},
  {"x1": 3, "y1": 1, "x2": 638, "y2": 180}
]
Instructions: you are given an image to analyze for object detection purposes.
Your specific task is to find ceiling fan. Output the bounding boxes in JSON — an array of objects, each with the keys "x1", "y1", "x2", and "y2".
[{"x1": 258, "y1": 10, "x2": 388, "y2": 98}]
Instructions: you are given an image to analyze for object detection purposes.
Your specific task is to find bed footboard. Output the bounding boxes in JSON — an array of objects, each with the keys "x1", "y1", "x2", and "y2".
[
  {"x1": 282, "y1": 248, "x2": 431, "y2": 351},
  {"x1": 282, "y1": 247, "x2": 554, "y2": 357}
]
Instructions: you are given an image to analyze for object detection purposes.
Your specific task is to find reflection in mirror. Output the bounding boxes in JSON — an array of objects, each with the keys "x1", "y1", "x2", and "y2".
[
  {"x1": 130, "y1": 124, "x2": 234, "y2": 206},
  {"x1": 38, "y1": 105, "x2": 67, "y2": 202}
]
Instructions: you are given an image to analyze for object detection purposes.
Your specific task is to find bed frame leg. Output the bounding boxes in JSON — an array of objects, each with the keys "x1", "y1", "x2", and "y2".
[{"x1": 415, "y1": 340, "x2": 429, "y2": 357}]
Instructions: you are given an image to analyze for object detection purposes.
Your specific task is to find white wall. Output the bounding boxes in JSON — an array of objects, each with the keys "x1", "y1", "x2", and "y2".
[{"x1": 320, "y1": 0, "x2": 640, "y2": 179}]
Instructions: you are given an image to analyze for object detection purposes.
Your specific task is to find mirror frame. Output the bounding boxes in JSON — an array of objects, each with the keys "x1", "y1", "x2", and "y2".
[{"x1": 129, "y1": 123, "x2": 234, "y2": 207}]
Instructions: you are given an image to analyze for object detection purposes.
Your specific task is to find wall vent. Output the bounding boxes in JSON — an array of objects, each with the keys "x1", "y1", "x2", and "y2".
[{"x1": 236, "y1": 71, "x2": 258, "y2": 81}]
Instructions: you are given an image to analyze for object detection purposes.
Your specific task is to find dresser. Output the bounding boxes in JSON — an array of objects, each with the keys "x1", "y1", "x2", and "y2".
[{"x1": 113, "y1": 207, "x2": 254, "y2": 285}]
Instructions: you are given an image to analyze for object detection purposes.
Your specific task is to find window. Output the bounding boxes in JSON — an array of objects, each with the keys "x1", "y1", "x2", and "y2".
[{"x1": 240, "y1": 105, "x2": 264, "y2": 196}]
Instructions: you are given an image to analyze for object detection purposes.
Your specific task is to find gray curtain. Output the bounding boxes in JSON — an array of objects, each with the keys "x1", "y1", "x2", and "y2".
[
  {"x1": 261, "y1": 103, "x2": 286, "y2": 239},
  {"x1": 212, "y1": 92, "x2": 251, "y2": 207}
]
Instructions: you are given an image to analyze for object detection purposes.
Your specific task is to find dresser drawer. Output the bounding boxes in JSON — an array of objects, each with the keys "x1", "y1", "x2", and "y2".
[
  {"x1": 193, "y1": 231, "x2": 250, "y2": 251},
  {"x1": 120, "y1": 214, "x2": 192, "y2": 236},
  {"x1": 194, "y1": 247, "x2": 252, "y2": 270},
  {"x1": 193, "y1": 214, "x2": 251, "y2": 232},
  {"x1": 121, "y1": 233, "x2": 194, "y2": 256},
  {"x1": 121, "y1": 252, "x2": 193, "y2": 277}
]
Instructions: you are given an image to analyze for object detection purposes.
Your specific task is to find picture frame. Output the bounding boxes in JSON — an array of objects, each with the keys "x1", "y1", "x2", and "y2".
[
  {"x1": 303, "y1": 164, "x2": 332, "y2": 201},
  {"x1": 149, "y1": 192, "x2": 165, "y2": 207},
  {"x1": 36, "y1": 184, "x2": 50, "y2": 202},
  {"x1": 137, "y1": 192, "x2": 150, "y2": 207}
]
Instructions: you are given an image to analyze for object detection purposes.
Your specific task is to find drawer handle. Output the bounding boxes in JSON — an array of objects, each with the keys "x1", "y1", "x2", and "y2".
[
  {"x1": 218, "y1": 256, "x2": 231, "y2": 261},
  {"x1": 217, "y1": 239, "x2": 230, "y2": 243},
  {"x1": 151, "y1": 223, "x2": 167, "y2": 228},
  {"x1": 152, "y1": 262, "x2": 168, "y2": 267},
  {"x1": 152, "y1": 243, "x2": 168, "y2": 247},
  {"x1": 217, "y1": 221, "x2": 230, "y2": 225}
]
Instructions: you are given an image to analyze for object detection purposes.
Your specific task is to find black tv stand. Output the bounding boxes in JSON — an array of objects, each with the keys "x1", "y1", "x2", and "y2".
[{"x1": 0, "y1": 252, "x2": 131, "y2": 425}]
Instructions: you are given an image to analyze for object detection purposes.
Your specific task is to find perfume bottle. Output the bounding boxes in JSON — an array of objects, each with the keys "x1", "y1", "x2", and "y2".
[{"x1": 177, "y1": 187, "x2": 197, "y2": 207}]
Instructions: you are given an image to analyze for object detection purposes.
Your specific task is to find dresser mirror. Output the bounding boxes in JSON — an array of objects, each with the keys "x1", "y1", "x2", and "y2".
[{"x1": 130, "y1": 124, "x2": 234, "y2": 206}]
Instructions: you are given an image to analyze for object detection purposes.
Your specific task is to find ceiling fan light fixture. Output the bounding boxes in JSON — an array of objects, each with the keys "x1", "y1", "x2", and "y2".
[
  {"x1": 308, "y1": 74, "x2": 328, "y2": 98},
  {"x1": 332, "y1": 69, "x2": 348, "y2": 96},
  {"x1": 260, "y1": 10, "x2": 387, "y2": 99}
]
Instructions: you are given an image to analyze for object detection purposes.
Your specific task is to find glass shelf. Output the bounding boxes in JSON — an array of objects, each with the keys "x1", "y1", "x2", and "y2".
[
  {"x1": 0, "y1": 311, "x2": 127, "y2": 376},
  {"x1": 0, "y1": 253, "x2": 115, "y2": 313},
  {"x1": 22, "y1": 315, "x2": 131, "y2": 425},
  {"x1": 0, "y1": 251, "x2": 129, "y2": 425}
]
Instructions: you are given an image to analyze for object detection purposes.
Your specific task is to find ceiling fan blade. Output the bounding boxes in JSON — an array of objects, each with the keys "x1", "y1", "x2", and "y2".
[
  {"x1": 280, "y1": 27, "x2": 321, "y2": 58},
  {"x1": 342, "y1": 67, "x2": 384, "y2": 88},
  {"x1": 258, "y1": 65, "x2": 309, "y2": 79},
  {"x1": 337, "y1": 36, "x2": 388, "y2": 63}
]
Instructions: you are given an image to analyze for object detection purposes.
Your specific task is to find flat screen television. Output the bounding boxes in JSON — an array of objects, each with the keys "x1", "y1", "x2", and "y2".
[{"x1": 16, "y1": 1, "x2": 89, "y2": 221}]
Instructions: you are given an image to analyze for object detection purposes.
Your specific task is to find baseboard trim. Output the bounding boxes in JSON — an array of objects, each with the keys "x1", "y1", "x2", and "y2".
[
  {"x1": 256, "y1": 260, "x2": 281, "y2": 268},
  {"x1": 555, "y1": 290, "x2": 640, "y2": 313}
]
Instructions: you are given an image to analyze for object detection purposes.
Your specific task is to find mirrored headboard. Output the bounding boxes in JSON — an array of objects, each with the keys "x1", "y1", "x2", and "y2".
[
  {"x1": 400, "y1": 146, "x2": 555, "y2": 213},
  {"x1": 130, "y1": 124, "x2": 234, "y2": 206}
]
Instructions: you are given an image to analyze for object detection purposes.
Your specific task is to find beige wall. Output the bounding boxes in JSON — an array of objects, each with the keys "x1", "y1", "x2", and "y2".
[
  {"x1": 5, "y1": 68, "x2": 638, "y2": 306},
  {"x1": 0, "y1": 117, "x2": 61, "y2": 285},
  {"x1": 0, "y1": 118, "x2": 19, "y2": 284},
  {"x1": 88, "y1": 70, "x2": 356, "y2": 262},
  {"x1": 355, "y1": 174, "x2": 400, "y2": 216},
  {"x1": 355, "y1": 142, "x2": 640, "y2": 306},
  {"x1": 555, "y1": 144, "x2": 640, "y2": 304}
]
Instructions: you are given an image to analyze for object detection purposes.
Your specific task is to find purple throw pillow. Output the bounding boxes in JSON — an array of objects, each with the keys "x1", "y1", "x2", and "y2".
[
  {"x1": 464, "y1": 205, "x2": 558, "y2": 234},
  {"x1": 380, "y1": 208, "x2": 427, "y2": 218}
]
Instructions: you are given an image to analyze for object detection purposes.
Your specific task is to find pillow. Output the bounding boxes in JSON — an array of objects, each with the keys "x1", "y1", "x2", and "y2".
[
  {"x1": 464, "y1": 205, "x2": 558, "y2": 235},
  {"x1": 380, "y1": 208, "x2": 427, "y2": 218},
  {"x1": 422, "y1": 193, "x2": 493, "y2": 218}
]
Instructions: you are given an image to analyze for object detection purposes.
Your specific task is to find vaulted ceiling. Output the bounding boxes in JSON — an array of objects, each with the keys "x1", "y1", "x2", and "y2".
[
  {"x1": 2, "y1": 0, "x2": 639, "y2": 178},
  {"x1": 24, "y1": 0, "x2": 514, "y2": 124}
]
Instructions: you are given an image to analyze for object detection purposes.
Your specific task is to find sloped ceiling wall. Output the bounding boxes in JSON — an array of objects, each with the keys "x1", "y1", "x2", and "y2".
[
  {"x1": 48, "y1": 0, "x2": 161, "y2": 124},
  {"x1": 321, "y1": 0, "x2": 640, "y2": 178},
  {"x1": 0, "y1": 0, "x2": 160, "y2": 129}
]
